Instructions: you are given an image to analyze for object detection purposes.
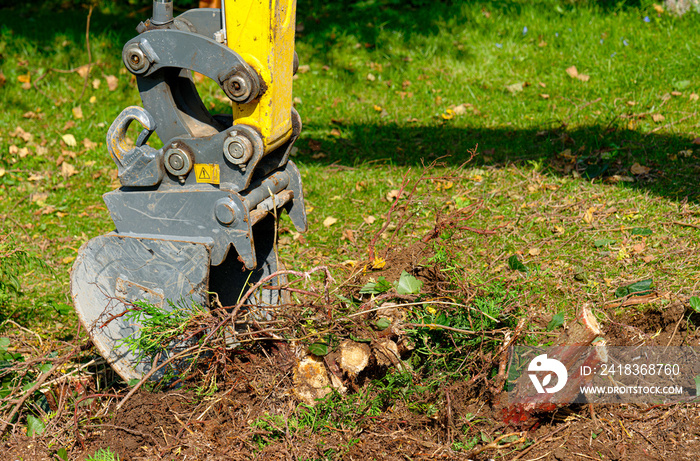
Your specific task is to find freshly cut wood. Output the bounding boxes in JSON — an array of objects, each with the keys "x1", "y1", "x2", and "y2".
[{"x1": 502, "y1": 304, "x2": 606, "y2": 425}]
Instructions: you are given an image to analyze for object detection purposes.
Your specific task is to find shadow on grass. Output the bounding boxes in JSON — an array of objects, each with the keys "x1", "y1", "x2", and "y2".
[{"x1": 296, "y1": 121, "x2": 700, "y2": 203}]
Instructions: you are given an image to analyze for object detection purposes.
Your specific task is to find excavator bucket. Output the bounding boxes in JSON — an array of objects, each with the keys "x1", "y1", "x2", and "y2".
[{"x1": 70, "y1": 0, "x2": 305, "y2": 383}]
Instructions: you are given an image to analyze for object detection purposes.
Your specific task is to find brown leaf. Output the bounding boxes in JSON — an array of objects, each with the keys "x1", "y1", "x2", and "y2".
[
  {"x1": 642, "y1": 254, "x2": 655, "y2": 263},
  {"x1": 386, "y1": 189, "x2": 401, "y2": 201},
  {"x1": 342, "y1": 229, "x2": 356, "y2": 244},
  {"x1": 577, "y1": 74, "x2": 590, "y2": 82},
  {"x1": 538, "y1": 41, "x2": 547, "y2": 47},
  {"x1": 311, "y1": 152, "x2": 326, "y2": 160},
  {"x1": 308, "y1": 139, "x2": 322, "y2": 151},
  {"x1": 402, "y1": 80, "x2": 411, "y2": 89},
  {"x1": 11, "y1": 126, "x2": 32, "y2": 142},
  {"x1": 528, "y1": 248, "x2": 541, "y2": 256},
  {"x1": 0, "y1": 71, "x2": 5, "y2": 87},
  {"x1": 540, "y1": 94, "x2": 550, "y2": 99},
  {"x1": 692, "y1": 137, "x2": 700, "y2": 145},
  {"x1": 363, "y1": 215, "x2": 376, "y2": 225},
  {"x1": 75, "y1": 64, "x2": 90, "y2": 78},
  {"x1": 651, "y1": 113, "x2": 665, "y2": 122},
  {"x1": 323, "y1": 216, "x2": 337, "y2": 227},
  {"x1": 61, "y1": 162, "x2": 77, "y2": 177},
  {"x1": 72, "y1": 106, "x2": 83, "y2": 119},
  {"x1": 91, "y1": 78, "x2": 101, "y2": 89},
  {"x1": 632, "y1": 242, "x2": 646, "y2": 254},
  {"x1": 105, "y1": 75, "x2": 118, "y2": 91},
  {"x1": 671, "y1": 90, "x2": 682, "y2": 96},
  {"x1": 8, "y1": 145, "x2": 18, "y2": 155},
  {"x1": 18, "y1": 147, "x2": 29, "y2": 158},
  {"x1": 297, "y1": 64, "x2": 310, "y2": 74},
  {"x1": 566, "y1": 66, "x2": 579, "y2": 79},
  {"x1": 626, "y1": 101, "x2": 637, "y2": 106},
  {"x1": 330, "y1": 128, "x2": 341, "y2": 137},
  {"x1": 690, "y1": 93, "x2": 699, "y2": 102},
  {"x1": 83, "y1": 138, "x2": 98, "y2": 149},
  {"x1": 630, "y1": 163, "x2": 651, "y2": 175},
  {"x1": 366, "y1": 73, "x2": 376, "y2": 82},
  {"x1": 62, "y1": 134, "x2": 77, "y2": 147}
]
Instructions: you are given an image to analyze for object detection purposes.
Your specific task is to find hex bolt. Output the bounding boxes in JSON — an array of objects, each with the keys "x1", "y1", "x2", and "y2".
[
  {"x1": 124, "y1": 44, "x2": 148, "y2": 74},
  {"x1": 225, "y1": 74, "x2": 252, "y2": 102},
  {"x1": 215, "y1": 199, "x2": 237, "y2": 225},
  {"x1": 223, "y1": 134, "x2": 253, "y2": 165},
  {"x1": 164, "y1": 146, "x2": 192, "y2": 176}
]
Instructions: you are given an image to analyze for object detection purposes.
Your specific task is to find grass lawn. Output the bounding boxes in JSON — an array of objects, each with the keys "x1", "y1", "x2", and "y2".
[{"x1": 0, "y1": 0, "x2": 700, "y2": 459}]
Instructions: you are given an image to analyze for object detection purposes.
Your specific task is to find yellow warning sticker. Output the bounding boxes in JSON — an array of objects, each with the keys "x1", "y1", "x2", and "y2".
[{"x1": 194, "y1": 164, "x2": 220, "y2": 185}]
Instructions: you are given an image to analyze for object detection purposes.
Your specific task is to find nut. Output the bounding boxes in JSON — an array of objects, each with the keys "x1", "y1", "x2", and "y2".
[
  {"x1": 123, "y1": 44, "x2": 148, "y2": 74},
  {"x1": 224, "y1": 73, "x2": 253, "y2": 102}
]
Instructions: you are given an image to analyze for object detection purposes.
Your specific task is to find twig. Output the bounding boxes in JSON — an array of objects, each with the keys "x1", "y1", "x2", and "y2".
[
  {"x1": 78, "y1": 5, "x2": 94, "y2": 101},
  {"x1": 647, "y1": 111, "x2": 697, "y2": 135},
  {"x1": 0, "y1": 351, "x2": 75, "y2": 436},
  {"x1": 511, "y1": 423, "x2": 571, "y2": 460},
  {"x1": 116, "y1": 351, "x2": 164, "y2": 410},
  {"x1": 467, "y1": 431, "x2": 526, "y2": 458},
  {"x1": 404, "y1": 322, "x2": 504, "y2": 336}
]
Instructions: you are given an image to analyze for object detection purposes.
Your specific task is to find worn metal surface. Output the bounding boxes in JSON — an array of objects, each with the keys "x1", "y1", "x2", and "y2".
[{"x1": 70, "y1": 234, "x2": 209, "y2": 382}]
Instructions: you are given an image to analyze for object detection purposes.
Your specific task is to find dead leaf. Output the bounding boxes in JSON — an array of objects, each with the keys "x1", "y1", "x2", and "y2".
[
  {"x1": 62, "y1": 134, "x2": 77, "y2": 147},
  {"x1": 0, "y1": 168, "x2": 5, "y2": 177},
  {"x1": 62, "y1": 256, "x2": 76, "y2": 265},
  {"x1": 61, "y1": 162, "x2": 77, "y2": 177},
  {"x1": 651, "y1": 113, "x2": 665, "y2": 122},
  {"x1": 671, "y1": 91, "x2": 682, "y2": 96},
  {"x1": 22, "y1": 111, "x2": 37, "y2": 119},
  {"x1": 577, "y1": 73, "x2": 590, "y2": 82},
  {"x1": 311, "y1": 152, "x2": 326, "y2": 160},
  {"x1": 11, "y1": 126, "x2": 32, "y2": 142},
  {"x1": 28, "y1": 173, "x2": 44, "y2": 181},
  {"x1": 528, "y1": 248, "x2": 541, "y2": 256},
  {"x1": 323, "y1": 216, "x2": 337, "y2": 227},
  {"x1": 371, "y1": 257, "x2": 386, "y2": 270},
  {"x1": 402, "y1": 80, "x2": 411, "y2": 89},
  {"x1": 386, "y1": 189, "x2": 401, "y2": 201},
  {"x1": 373, "y1": 105, "x2": 383, "y2": 112},
  {"x1": 566, "y1": 66, "x2": 579, "y2": 79},
  {"x1": 582, "y1": 206, "x2": 596, "y2": 224},
  {"x1": 17, "y1": 73, "x2": 31, "y2": 84},
  {"x1": 91, "y1": 78, "x2": 101, "y2": 89},
  {"x1": 540, "y1": 94, "x2": 550, "y2": 99},
  {"x1": 363, "y1": 215, "x2": 376, "y2": 225},
  {"x1": 72, "y1": 106, "x2": 83, "y2": 119},
  {"x1": 9, "y1": 145, "x2": 18, "y2": 155},
  {"x1": 297, "y1": 64, "x2": 310, "y2": 74},
  {"x1": 630, "y1": 162, "x2": 651, "y2": 175},
  {"x1": 308, "y1": 139, "x2": 322, "y2": 151},
  {"x1": 538, "y1": 41, "x2": 547, "y2": 47},
  {"x1": 643, "y1": 254, "x2": 655, "y2": 263},
  {"x1": 31, "y1": 192, "x2": 49, "y2": 204},
  {"x1": 330, "y1": 128, "x2": 341, "y2": 137},
  {"x1": 342, "y1": 229, "x2": 356, "y2": 244},
  {"x1": 0, "y1": 71, "x2": 5, "y2": 88},
  {"x1": 626, "y1": 101, "x2": 636, "y2": 106},
  {"x1": 18, "y1": 147, "x2": 29, "y2": 158},
  {"x1": 690, "y1": 93, "x2": 699, "y2": 102},
  {"x1": 692, "y1": 137, "x2": 700, "y2": 145},
  {"x1": 83, "y1": 138, "x2": 98, "y2": 149},
  {"x1": 75, "y1": 64, "x2": 90, "y2": 78},
  {"x1": 440, "y1": 109, "x2": 454, "y2": 120},
  {"x1": 632, "y1": 242, "x2": 646, "y2": 254},
  {"x1": 105, "y1": 75, "x2": 118, "y2": 91},
  {"x1": 89, "y1": 95, "x2": 97, "y2": 104},
  {"x1": 366, "y1": 73, "x2": 376, "y2": 82},
  {"x1": 653, "y1": 3, "x2": 664, "y2": 13},
  {"x1": 538, "y1": 82, "x2": 546, "y2": 88},
  {"x1": 506, "y1": 82, "x2": 524, "y2": 94},
  {"x1": 36, "y1": 146, "x2": 48, "y2": 156}
]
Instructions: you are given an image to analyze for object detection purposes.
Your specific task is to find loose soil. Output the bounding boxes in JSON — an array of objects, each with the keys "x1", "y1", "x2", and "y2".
[{"x1": 1, "y1": 241, "x2": 699, "y2": 461}]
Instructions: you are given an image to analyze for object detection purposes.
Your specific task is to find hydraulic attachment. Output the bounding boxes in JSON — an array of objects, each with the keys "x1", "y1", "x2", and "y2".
[{"x1": 71, "y1": 0, "x2": 306, "y2": 382}]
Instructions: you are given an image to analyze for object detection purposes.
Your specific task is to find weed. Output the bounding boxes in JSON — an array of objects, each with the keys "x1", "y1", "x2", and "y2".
[{"x1": 85, "y1": 448, "x2": 120, "y2": 461}]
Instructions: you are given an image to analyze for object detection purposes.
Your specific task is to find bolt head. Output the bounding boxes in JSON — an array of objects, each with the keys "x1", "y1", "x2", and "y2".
[
  {"x1": 164, "y1": 147, "x2": 192, "y2": 176},
  {"x1": 168, "y1": 153, "x2": 184, "y2": 170},
  {"x1": 215, "y1": 200, "x2": 237, "y2": 225},
  {"x1": 226, "y1": 74, "x2": 252, "y2": 102},
  {"x1": 223, "y1": 134, "x2": 253, "y2": 165}
]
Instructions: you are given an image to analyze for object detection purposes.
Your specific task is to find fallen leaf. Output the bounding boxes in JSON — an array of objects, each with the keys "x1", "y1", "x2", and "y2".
[
  {"x1": 105, "y1": 75, "x2": 118, "y2": 91},
  {"x1": 690, "y1": 93, "x2": 699, "y2": 102},
  {"x1": 366, "y1": 73, "x2": 376, "y2": 82},
  {"x1": 89, "y1": 95, "x2": 97, "y2": 104},
  {"x1": 540, "y1": 94, "x2": 550, "y2": 99},
  {"x1": 386, "y1": 189, "x2": 401, "y2": 201},
  {"x1": 643, "y1": 254, "x2": 655, "y2": 263},
  {"x1": 91, "y1": 78, "x2": 100, "y2": 89},
  {"x1": 538, "y1": 41, "x2": 547, "y2": 47},
  {"x1": 566, "y1": 66, "x2": 579, "y2": 78},
  {"x1": 72, "y1": 106, "x2": 83, "y2": 119},
  {"x1": 692, "y1": 137, "x2": 700, "y2": 145},
  {"x1": 506, "y1": 82, "x2": 524, "y2": 94},
  {"x1": 671, "y1": 90, "x2": 682, "y2": 96},
  {"x1": 75, "y1": 64, "x2": 90, "y2": 78},
  {"x1": 330, "y1": 128, "x2": 341, "y2": 137},
  {"x1": 0, "y1": 71, "x2": 5, "y2": 87},
  {"x1": 83, "y1": 138, "x2": 98, "y2": 149},
  {"x1": 653, "y1": 3, "x2": 664, "y2": 13},
  {"x1": 538, "y1": 82, "x2": 546, "y2": 88},
  {"x1": 630, "y1": 162, "x2": 651, "y2": 175},
  {"x1": 32, "y1": 192, "x2": 48, "y2": 203},
  {"x1": 323, "y1": 216, "x2": 337, "y2": 227},
  {"x1": 373, "y1": 105, "x2": 383, "y2": 112},
  {"x1": 626, "y1": 101, "x2": 637, "y2": 106},
  {"x1": 17, "y1": 73, "x2": 31, "y2": 84},
  {"x1": 62, "y1": 134, "x2": 77, "y2": 147},
  {"x1": 297, "y1": 64, "x2": 310, "y2": 74},
  {"x1": 18, "y1": 147, "x2": 29, "y2": 158},
  {"x1": 308, "y1": 139, "x2": 322, "y2": 151},
  {"x1": 440, "y1": 109, "x2": 454, "y2": 120},
  {"x1": 583, "y1": 206, "x2": 596, "y2": 224},
  {"x1": 28, "y1": 173, "x2": 43, "y2": 181},
  {"x1": 651, "y1": 113, "x2": 665, "y2": 122},
  {"x1": 9, "y1": 145, "x2": 18, "y2": 155},
  {"x1": 61, "y1": 162, "x2": 77, "y2": 177},
  {"x1": 528, "y1": 248, "x2": 541, "y2": 256},
  {"x1": 11, "y1": 126, "x2": 32, "y2": 142},
  {"x1": 402, "y1": 80, "x2": 411, "y2": 89},
  {"x1": 311, "y1": 152, "x2": 326, "y2": 159},
  {"x1": 62, "y1": 256, "x2": 76, "y2": 265},
  {"x1": 342, "y1": 229, "x2": 356, "y2": 244},
  {"x1": 577, "y1": 74, "x2": 590, "y2": 82},
  {"x1": 632, "y1": 242, "x2": 646, "y2": 254},
  {"x1": 371, "y1": 257, "x2": 386, "y2": 270},
  {"x1": 363, "y1": 215, "x2": 376, "y2": 225}
]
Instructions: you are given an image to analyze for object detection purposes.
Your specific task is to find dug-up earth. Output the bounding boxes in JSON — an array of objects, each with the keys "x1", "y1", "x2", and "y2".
[{"x1": 2, "y1": 238, "x2": 700, "y2": 461}]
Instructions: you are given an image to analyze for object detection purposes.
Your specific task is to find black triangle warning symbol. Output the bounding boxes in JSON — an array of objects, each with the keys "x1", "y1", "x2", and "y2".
[{"x1": 198, "y1": 167, "x2": 211, "y2": 180}]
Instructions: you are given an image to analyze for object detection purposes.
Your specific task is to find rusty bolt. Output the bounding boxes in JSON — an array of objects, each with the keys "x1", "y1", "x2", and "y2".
[
  {"x1": 225, "y1": 74, "x2": 252, "y2": 102},
  {"x1": 215, "y1": 198, "x2": 237, "y2": 225}
]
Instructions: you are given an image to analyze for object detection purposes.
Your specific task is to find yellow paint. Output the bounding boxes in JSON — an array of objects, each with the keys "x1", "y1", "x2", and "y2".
[
  {"x1": 194, "y1": 164, "x2": 221, "y2": 184},
  {"x1": 224, "y1": 0, "x2": 296, "y2": 152}
]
